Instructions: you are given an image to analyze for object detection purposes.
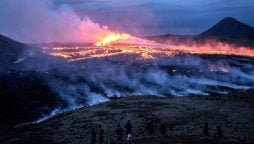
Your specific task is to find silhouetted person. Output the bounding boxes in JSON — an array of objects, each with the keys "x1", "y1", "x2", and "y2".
[
  {"x1": 116, "y1": 124, "x2": 123, "y2": 141},
  {"x1": 146, "y1": 121, "x2": 154, "y2": 135},
  {"x1": 203, "y1": 122, "x2": 209, "y2": 136},
  {"x1": 91, "y1": 128, "x2": 97, "y2": 144},
  {"x1": 216, "y1": 126, "x2": 223, "y2": 137},
  {"x1": 98, "y1": 125, "x2": 105, "y2": 144},
  {"x1": 160, "y1": 124, "x2": 167, "y2": 136},
  {"x1": 125, "y1": 120, "x2": 132, "y2": 140}
]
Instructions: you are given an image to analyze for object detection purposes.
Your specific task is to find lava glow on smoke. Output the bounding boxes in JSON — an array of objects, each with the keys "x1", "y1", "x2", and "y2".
[
  {"x1": 47, "y1": 32, "x2": 254, "y2": 62},
  {"x1": 95, "y1": 32, "x2": 131, "y2": 46},
  {"x1": 38, "y1": 32, "x2": 254, "y2": 118}
]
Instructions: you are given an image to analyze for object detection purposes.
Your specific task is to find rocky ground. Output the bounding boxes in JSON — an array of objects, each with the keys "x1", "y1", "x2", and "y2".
[{"x1": 1, "y1": 90, "x2": 254, "y2": 144}]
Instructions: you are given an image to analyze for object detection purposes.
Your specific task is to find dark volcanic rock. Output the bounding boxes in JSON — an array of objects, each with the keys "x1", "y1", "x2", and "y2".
[{"x1": 200, "y1": 17, "x2": 254, "y2": 38}]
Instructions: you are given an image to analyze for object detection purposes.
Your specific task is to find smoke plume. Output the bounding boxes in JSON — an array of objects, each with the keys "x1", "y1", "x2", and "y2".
[{"x1": 0, "y1": 0, "x2": 109, "y2": 43}]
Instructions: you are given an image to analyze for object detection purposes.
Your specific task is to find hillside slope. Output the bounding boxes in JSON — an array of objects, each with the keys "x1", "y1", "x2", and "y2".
[
  {"x1": 0, "y1": 34, "x2": 67, "y2": 128},
  {"x1": 2, "y1": 90, "x2": 254, "y2": 144},
  {"x1": 0, "y1": 34, "x2": 26, "y2": 71}
]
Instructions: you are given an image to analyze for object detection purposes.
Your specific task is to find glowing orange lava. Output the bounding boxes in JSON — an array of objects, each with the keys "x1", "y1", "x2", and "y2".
[
  {"x1": 95, "y1": 32, "x2": 131, "y2": 46},
  {"x1": 48, "y1": 42, "x2": 254, "y2": 62},
  {"x1": 45, "y1": 32, "x2": 254, "y2": 62}
]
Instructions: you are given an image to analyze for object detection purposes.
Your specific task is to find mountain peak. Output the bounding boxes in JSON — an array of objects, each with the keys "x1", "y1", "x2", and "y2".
[
  {"x1": 200, "y1": 17, "x2": 254, "y2": 37},
  {"x1": 221, "y1": 17, "x2": 238, "y2": 22},
  {"x1": 218, "y1": 17, "x2": 243, "y2": 26}
]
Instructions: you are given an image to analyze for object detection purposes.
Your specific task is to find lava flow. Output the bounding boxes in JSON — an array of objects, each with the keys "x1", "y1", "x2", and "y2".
[
  {"x1": 40, "y1": 32, "x2": 254, "y2": 104},
  {"x1": 45, "y1": 32, "x2": 254, "y2": 62}
]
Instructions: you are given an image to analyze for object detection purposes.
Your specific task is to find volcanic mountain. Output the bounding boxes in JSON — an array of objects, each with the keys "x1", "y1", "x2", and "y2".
[{"x1": 200, "y1": 17, "x2": 254, "y2": 38}]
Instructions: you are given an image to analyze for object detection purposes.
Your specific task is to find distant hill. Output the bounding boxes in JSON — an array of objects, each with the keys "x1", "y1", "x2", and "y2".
[
  {"x1": 146, "y1": 17, "x2": 254, "y2": 47},
  {"x1": 200, "y1": 17, "x2": 254, "y2": 38},
  {"x1": 0, "y1": 34, "x2": 26, "y2": 70}
]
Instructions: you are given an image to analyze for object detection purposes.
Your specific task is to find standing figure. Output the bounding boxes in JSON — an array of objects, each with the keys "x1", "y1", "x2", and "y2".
[
  {"x1": 125, "y1": 120, "x2": 133, "y2": 140},
  {"x1": 91, "y1": 127, "x2": 97, "y2": 144},
  {"x1": 116, "y1": 124, "x2": 123, "y2": 142},
  {"x1": 216, "y1": 126, "x2": 223, "y2": 137},
  {"x1": 159, "y1": 123, "x2": 167, "y2": 136},
  {"x1": 203, "y1": 122, "x2": 209, "y2": 136},
  {"x1": 98, "y1": 125, "x2": 105, "y2": 144},
  {"x1": 146, "y1": 121, "x2": 154, "y2": 135}
]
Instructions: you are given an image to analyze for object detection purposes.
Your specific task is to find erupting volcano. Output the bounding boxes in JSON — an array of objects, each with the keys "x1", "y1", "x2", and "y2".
[
  {"x1": 39, "y1": 17, "x2": 254, "y2": 101},
  {"x1": 42, "y1": 29, "x2": 254, "y2": 99},
  {"x1": 47, "y1": 31, "x2": 254, "y2": 62},
  {"x1": 47, "y1": 18, "x2": 254, "y2": 62}
]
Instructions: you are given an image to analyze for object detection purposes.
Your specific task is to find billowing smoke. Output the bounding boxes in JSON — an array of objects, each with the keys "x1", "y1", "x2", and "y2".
[
  {"x1": 19, "y1": 41, "x2": 254, "y2": 121},
  {"x1": 0, "y1": 0, "x2": 109, "y2": 43},
  {"x1": 35, "y1": 49, "x2": 254, "y2": 107}
]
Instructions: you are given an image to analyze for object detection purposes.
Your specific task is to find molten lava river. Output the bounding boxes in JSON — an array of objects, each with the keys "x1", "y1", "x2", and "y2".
[{"x1": 42, "y1": 33, "x2": 254, "y2": 105}]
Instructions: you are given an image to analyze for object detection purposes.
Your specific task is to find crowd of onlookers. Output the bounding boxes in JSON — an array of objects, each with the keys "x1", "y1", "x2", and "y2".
[
  {"x1": 90, "y1": 120, "x2": 134, "y2": 144},
  {"x1": 90, "y1": 120, "x2": 223, "y2": 144}
]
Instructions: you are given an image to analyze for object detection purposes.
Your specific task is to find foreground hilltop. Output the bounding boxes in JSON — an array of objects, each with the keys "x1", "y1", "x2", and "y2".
[{"x1": 1, "y1": 90, "x2": 254, "y2": 144}]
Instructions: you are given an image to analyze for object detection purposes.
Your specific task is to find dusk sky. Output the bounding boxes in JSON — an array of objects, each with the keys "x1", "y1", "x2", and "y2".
[
  {"x1": 0, "y1": 0, "x2": 254, "y2": 42},
  {"x1": 54, "y1": 0, "x2": 254, "y2": 35}
]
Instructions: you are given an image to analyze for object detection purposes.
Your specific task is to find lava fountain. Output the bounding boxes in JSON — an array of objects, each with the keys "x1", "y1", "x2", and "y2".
[{"x1": 95, "y1": 32, "x2": 131, "y2": 46}]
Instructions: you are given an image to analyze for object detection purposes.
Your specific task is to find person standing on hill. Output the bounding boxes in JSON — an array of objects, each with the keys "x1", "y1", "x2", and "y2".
[
  {"x1": 125, "y1": 120, "x2": 133, "y2": 140},
  {"x1": 116, "y1": 124, "x2": 123, "y2": 142},
  {"x1": 203, "y1": 122, "x2": 209, "y2": 136},
  {"x1": 160, "y1": 123, "x2": 167, "y2": 136},
  {"x1": 146, "y1": 121, "x2": 154, "y2": 135},
  {"x1": 91, "y1": 127, "x2": 97, "y2": 144},
  {"x1": 216, "y1": 126, "x2": 223, "y2": 137},
  {"x1": 98, "y1": 125, "x2": 105, "y2": 144}
]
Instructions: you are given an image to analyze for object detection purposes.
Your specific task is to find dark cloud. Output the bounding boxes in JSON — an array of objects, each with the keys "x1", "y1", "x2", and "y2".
[{"x1": 54, "y1": 0, "x2": 254, "y2": 35}]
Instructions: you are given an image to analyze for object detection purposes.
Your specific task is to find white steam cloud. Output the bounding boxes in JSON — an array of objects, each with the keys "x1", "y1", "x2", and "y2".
[
  {"x1": 39, "y1": 54, "x2": 254, "y2": 108},
  {"x1": 0, "y1": 0, "x2": 109, "y2": 43}
]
